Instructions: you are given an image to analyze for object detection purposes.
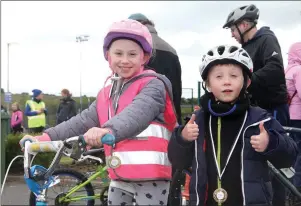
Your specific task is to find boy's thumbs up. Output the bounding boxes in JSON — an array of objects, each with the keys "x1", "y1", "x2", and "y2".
[
  {"x1": 189, "y1": 114, "x2": 196, "y2": 124},
  {"x1": 259, "y1": 121, "x2": 267, "y2": 135},
  {"x1": 181, "y1": 113, "x2": 199, "y2": 142},
  {"x1": 250, "y1": 121, "x2": 269, "y2": 152}
]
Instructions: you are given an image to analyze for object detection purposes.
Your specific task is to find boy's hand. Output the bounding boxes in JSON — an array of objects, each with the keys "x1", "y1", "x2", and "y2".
[
  {"x1": 250, "y1": 121, "x2": 269, "y2": 152},
  {"x1": 181, "y1": 114, "x2": 199, "y2": 141}
]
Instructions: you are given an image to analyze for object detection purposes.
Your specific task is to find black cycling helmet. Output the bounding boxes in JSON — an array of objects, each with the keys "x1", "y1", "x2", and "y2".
[{"x1": 223, "y1": 4, "x2": 260, "y2": 28}]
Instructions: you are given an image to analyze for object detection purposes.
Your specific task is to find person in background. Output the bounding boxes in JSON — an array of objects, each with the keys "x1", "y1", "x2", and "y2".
[
  {"x1": 128, "y1": 13, "x2": 183, "y2": 125},
  {"x1": 24, "y1": 89, "x2": 47, "y2": 133},
  {"x1": 11, "y1": 102, "x2": 23, "y2": 134},
  {"x1": 285, "y1": 42, "x2": 301, "y2": 190},
  {"x1": 56, "y1": 89, "x2": 77, "y2": 125},
  {"x1": 223, "y1": 5, "x2": 289, "y2": 205}
]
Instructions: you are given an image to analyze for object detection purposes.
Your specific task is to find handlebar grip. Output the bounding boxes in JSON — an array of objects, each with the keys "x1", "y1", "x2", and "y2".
[
  {"x1": 26, "y1": 141, "x2": 63, "y2": 153},
  {"x1": 79, "y1": 134, "x2": 116, "y2": 146},
  {"x1": 101, "y1": 133, "x2": 116, "y2": 145}
]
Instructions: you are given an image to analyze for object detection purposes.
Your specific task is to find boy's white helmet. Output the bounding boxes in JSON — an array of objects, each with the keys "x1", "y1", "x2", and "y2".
[{"x1": 199, "y1": 45, "x2": 253, "y2": 80}]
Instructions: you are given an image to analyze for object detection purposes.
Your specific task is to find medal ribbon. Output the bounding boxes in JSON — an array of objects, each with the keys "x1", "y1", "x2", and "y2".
[
  {"x1": 217, "y1": 117, "x2": 222, "y2": 206},
  {"x1": 209, "y1": 112, "x2": 248, "y2": 205}
]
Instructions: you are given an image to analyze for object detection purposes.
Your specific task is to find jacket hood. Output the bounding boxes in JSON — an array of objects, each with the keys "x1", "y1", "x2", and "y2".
[
  {"x1": 145, "y1": 24, "x2": 157, "y2": 35},
  {"x1": 244, "y1": 26, "x2": 275, "y2": 46},
  {"x1": 288, "y1": 42, "x2": 301, "y2": 65},
  {"x1": 253, "y1": 26, "x2": 275, "y2": 39}
]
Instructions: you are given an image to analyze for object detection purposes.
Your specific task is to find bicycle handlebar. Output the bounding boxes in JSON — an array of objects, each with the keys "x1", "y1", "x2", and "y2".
[
  {"x1": 283, "y1": 126, "x2": 301, "y2": 134},
  {"x1": 23, "y1": 134, "x2": 115, "y2": 180},
  {"x1": 24, "y1": 134, "x2": 115, "y2": 155}
]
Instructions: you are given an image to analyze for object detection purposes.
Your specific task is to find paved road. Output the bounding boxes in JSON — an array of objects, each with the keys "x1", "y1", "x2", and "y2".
[
  {"x1": 1, "y1": 176, "x2": 105, "y2": 205},
  {"x1": 1, "y1": 177, "x2": 31, "y2": 205}
]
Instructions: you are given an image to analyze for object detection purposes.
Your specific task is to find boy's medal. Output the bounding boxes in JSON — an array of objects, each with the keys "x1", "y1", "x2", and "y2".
[
  {"x1": 213, "y1": 188, "x2": 228, "y2": 203},
  {"x1": 209, "y1": 113, "x2": 247, "y2": 204}
]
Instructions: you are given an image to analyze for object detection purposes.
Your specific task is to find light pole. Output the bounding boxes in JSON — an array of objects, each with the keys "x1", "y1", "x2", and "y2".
[
  {"x1": 6, "y1": 42, "x2": 19, "y2": 114},
  {"x1": 76, "y1": 35, "x2": 89, "y2": 112}
]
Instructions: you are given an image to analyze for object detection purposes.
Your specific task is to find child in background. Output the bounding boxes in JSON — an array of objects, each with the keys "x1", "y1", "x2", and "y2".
[{"x1": 11, "y1": 102, "x2": 23, "y2": 134}]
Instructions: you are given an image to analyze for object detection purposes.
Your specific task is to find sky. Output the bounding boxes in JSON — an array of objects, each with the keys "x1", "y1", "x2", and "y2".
[{"x1": 1, "y1": 1, "x2": 301, "y2": 98}]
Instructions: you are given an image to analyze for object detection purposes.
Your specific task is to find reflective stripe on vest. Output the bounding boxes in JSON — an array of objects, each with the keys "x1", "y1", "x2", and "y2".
[
  {"x1": 97, "y1": 71, "x2": 177, "y2": 181},
  {"x1": 27, "y1": 100, "x2": 46, "y2": 128},
  {"x1": 136, "y1": 124, "x2": 171, "y2": 141},
  {"x1": 107, "y1": 151, "x2": 171, "y2": 166}
]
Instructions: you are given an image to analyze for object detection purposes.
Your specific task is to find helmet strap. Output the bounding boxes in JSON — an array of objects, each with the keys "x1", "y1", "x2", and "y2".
[{"x1": 235, "y1": 22, "x2": 257, "y2": 45}]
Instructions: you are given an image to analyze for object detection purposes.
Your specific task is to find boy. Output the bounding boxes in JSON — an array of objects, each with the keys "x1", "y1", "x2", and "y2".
[{"x1": 168, "y1": 45, "x2": 297, "y2": 206}]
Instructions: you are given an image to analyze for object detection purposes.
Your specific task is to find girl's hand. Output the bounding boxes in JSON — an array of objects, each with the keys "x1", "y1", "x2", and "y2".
[
  {"x1": 84, "y1": 127, "x2": 110, "y2": 147},
  {"x1": 19, "y1": 135, "x2": 37, "y2": 150}
]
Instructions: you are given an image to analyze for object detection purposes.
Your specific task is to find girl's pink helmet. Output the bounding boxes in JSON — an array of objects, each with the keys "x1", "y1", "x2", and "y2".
[{"x1": 103, "y1": 19, "x2": 153, "y2": 60}]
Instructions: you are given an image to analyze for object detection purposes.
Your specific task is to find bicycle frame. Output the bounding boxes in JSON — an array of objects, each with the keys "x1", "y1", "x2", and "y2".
[
  {"x1": 23, "y1": 135, "x2": 113, "y2": 205},
  {"x1": 57, "y1": 165, "x2": 109, "y2": 204}
]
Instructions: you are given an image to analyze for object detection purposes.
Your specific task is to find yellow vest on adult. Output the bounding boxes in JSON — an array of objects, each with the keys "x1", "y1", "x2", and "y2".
[{"x1": 26, "y1": 100, "x2": 46, "y2": 128}]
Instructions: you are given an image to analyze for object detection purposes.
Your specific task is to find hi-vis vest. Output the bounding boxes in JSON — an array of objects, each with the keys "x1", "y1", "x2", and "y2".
[
  {"x1": 26, "y1": 100, "x2": 46, "y2": 128},
  {"x1": 96, "y1": 71, "x2": 177, "y2": 181}
]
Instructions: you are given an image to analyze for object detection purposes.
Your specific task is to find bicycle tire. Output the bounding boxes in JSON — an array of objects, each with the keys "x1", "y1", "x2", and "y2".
[
  {"x1": 99, "y1": 185, "x2": 109, "y2": 206},
  {"x1": 29, "y1": 168, "x2": 95, "y2": 206}
]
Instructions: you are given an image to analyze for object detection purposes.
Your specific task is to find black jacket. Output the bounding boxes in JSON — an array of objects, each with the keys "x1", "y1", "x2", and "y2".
[
  {"x1": 56, "y1": 97, "x2": 77, "y2": 124},
  {"x1": 168, "y1": 107, "x2": 297, "y2": 206},
  {"x1": 145, "y1": 24, "x2": 183, "y2": 124},
  {"x1": 243, "y1": 27, "x2": 288, "y2": 109}
]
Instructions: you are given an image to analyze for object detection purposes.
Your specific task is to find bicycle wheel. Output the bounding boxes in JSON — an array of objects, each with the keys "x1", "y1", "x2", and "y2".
[
  {"x1": 286, "y1": 188, "x2": 301, "y2": 206},
  {"x1": 29, "y1": 168, "x2": 95, "y2": 206},
  {"x1": 99, "y1": 186, "x2": 109, "y2": 206}
]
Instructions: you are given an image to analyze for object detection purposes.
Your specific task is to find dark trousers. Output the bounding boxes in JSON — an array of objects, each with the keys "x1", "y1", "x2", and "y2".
[
  {"x1": 168, "y1": 167, "x2": 185, "y2": 206},
  {"x1": 290, "y1": 120, "x2": 301, "y2": 188},
  {"x1": 11, "y1": 124, "x2": 23, "y2": 134},
  {"x1": 267, "y1": 104, "x2": 290, "y2": 206}
]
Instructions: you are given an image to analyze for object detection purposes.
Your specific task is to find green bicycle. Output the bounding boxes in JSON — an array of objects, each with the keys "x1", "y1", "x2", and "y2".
[{"x1": 23, "y1": 135, "x2": 114, "y2": 206}]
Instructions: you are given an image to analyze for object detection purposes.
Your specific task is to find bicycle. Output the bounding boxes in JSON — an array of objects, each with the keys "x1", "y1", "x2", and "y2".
[{"x1": 22, "y1": 134, "x2": 115, "y2": 206}]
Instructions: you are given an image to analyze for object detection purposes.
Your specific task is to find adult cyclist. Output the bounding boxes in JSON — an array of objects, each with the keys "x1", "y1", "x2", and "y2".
[{"x1": 223, "y1": 4, "x2": 289, "y2": 206}]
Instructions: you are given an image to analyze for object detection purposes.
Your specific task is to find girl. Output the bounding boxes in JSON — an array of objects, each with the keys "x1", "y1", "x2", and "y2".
[
  {"x1": 168, "y1": 45, "x2": 297, "y2": 206},
  {"x1": 11, "y1": 102, "x2": 23, "y2": 134},
  {"x1": 20, "y1": 19, "x2": 177, "y2": 206},
  {"x1": 285, "y1": 42, "x2": 301, "y2": 189}
]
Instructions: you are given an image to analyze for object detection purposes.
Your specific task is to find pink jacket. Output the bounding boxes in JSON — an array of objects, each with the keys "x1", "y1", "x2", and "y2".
[
  {"x1": 285, "y1": 42, "x2": 301, "y2": 120},
  {"x1": 11, "y1": 110, "x2": 23, "y2": 127}
]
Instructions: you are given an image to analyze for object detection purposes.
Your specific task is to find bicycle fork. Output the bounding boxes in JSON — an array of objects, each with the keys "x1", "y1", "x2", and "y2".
[{"x1": 36, "y1": 193, "x2": 47, "y2": 206}]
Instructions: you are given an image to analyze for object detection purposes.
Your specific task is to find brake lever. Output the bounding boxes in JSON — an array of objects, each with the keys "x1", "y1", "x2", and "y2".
[
  {"x1": 70, "y1": 135, "x2": 87, "y2": 160},
  {"x1": 77, "y1": 155, "x2": 104, "y2": 164}
]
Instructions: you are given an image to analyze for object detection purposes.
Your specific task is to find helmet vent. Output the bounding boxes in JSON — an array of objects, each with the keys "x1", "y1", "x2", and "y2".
[
  {"x1": 217, "y1": 46, "x2": 225, "y2": 55},
  {"x1": 207, "y1": 50, "x2": 214, "y2": 56},
  {"x1": 248, "y1": 5, "x2": 255, "y2": 11},
  {"x1": 229, "y1": 46, "x2": 238, "y2": 53},
  {"x1": 241, "y1": 52, "x2": 249, "y2": 58},
  {"x1": 240, "y1": 6, "x2": 247, "y2": 10}
]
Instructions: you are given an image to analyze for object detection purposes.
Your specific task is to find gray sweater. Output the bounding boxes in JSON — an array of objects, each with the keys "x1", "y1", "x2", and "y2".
[{"x1": 45, "y1": 73, "x2": 175, "y2": 142}]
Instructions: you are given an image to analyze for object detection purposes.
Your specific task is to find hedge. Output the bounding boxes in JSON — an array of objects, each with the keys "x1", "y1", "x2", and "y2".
[{"x1": 5, "y1": 133, "x2": 55, "y2": 171}]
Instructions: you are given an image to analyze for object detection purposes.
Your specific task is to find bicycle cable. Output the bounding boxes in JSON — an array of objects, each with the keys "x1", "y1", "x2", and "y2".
[{"x1": 1, "y1": 154, "x2": 37, "y2": 195}]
